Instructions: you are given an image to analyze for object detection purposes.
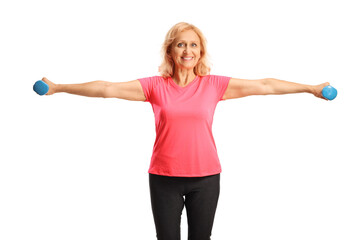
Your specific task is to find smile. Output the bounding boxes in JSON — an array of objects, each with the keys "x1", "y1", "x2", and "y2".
[{"x1": 181, "y1": 57, "x2": 193, "y2": 61}]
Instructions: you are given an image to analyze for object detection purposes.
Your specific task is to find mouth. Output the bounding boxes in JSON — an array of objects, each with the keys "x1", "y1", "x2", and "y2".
[{"x1": 181, "y1": 57, "x2": 193, "y2": 61}]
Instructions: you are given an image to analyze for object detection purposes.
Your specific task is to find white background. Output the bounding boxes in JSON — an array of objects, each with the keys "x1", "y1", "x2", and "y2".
[{"x1": 1, "y1": 0, "x2": 359, "y2": 239}]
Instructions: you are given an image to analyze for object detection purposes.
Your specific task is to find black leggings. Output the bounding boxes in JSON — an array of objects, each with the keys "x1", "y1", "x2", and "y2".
[{"x1": 149, "y1": 173, "x2": 220, "y2": 240}]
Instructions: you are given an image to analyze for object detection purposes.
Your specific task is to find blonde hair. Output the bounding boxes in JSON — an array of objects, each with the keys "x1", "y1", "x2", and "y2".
[{"x1": 158, "y1": 22, "x2": 212, "y2": 78}]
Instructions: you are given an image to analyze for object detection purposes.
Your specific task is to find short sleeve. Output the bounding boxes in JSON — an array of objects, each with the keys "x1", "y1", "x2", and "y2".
[
  {"x1": 210, "y1": 75, "x2": 231, "y2": 101},
  {"x1": 138, "y1": 76, "x2": 157, "y2": 102}
]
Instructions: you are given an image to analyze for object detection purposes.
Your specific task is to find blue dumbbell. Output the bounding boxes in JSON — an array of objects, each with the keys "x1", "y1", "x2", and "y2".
[
  {"x1": 322, "y1": 85, "x2": 337, "y2": 100},
  {"x1": 33, "y1": 80, "x2": 49, "y2": 95}
]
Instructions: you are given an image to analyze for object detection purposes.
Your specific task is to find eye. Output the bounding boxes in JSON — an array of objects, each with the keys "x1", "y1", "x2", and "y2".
[{"x1": 177, "y1": 42, "x2": 198, "y2": 47}]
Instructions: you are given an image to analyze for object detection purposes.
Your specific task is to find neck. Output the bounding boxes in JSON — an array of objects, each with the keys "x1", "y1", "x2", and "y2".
[{"x1": 173, "y1": 68, "x2": 196, "y2": 86}]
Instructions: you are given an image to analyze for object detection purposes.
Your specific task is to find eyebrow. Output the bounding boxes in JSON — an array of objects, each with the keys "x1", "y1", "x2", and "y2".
[{"x1": 177, "y1": 40, "x2": 200, "y2": 43}]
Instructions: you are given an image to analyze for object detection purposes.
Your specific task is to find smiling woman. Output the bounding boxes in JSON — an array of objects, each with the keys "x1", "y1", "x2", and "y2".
[{"x1": 38, "y1": 21, "x2": 331, "y2": 240}]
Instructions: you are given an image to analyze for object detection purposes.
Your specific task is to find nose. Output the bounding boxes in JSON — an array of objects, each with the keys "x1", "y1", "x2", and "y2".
[{"x1": 184, "y1": 46, "x2": 190, "y2": 54}]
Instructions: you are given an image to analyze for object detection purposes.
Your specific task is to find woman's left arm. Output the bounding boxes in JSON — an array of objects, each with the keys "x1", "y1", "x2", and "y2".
[
  {"x1": 265, "y1": 78, "x2": 330, "y2": 100},
  {"x1": 222, "y1": 78, "x2": 329, "y2": 100}
]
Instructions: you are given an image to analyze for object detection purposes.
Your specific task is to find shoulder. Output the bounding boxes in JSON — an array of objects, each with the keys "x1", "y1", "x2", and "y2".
[
  {"x1": 202, "y1": 75, "x2": 231, "y2": 84},
  {"x1": 203, "y1": 74, "x2": 231, "y2": 79},
  {"x1": 138, "y1": 75, "x2": 165, "y2": 81},
  {"x1": 138, "y1": 75, "x2": 166, "y2": 85}
]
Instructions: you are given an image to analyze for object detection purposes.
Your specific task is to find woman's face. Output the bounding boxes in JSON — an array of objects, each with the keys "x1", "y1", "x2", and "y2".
[{"x1": 171, "y1": 30, "x2": 201, "y2": 71}]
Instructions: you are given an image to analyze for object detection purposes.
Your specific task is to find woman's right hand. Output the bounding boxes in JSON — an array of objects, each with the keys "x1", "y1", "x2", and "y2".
[
  {"x1": 311, "y1": 82, "x2": 330, "y2": 101},
  {"x1": 42, "y1": 77, "x2": 57, "y2": 95}
]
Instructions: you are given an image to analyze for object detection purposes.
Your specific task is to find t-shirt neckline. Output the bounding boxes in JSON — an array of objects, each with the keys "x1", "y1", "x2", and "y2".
[{"x1": 169, "y1": 75, "x2": 199, "y2": 89}]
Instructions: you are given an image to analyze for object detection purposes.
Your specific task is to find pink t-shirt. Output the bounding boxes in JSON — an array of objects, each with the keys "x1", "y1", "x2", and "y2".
[{"x1": 138, "y1": 75, "x2": 231, "y2": 177}]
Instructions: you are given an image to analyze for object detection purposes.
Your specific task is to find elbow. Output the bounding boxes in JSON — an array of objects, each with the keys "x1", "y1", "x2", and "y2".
[
  {"x1": 102, "y1": 81, "x2": 112, "y2": 98},
  {"x1": 262, "y1": 78, "x2": 274, "y2": 95},
  {"x1": 263, "y1": 78, "x2": 276, "y2": 84}
]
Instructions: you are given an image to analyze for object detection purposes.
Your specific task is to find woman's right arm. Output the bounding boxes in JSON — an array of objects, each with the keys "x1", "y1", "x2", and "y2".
[{"x1": 42, "y1": 77, "x2": 146, "y2": 101}]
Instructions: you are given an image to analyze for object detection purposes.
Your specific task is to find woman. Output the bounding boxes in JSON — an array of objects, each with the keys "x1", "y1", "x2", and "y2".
[{"x1": 41, "y1": 22, "x2": 329, "y2": 240}]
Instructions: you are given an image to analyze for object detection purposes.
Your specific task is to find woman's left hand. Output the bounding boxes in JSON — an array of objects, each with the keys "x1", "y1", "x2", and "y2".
[{"x1": 311, "y1": 82, "x2": 330, "y2": 100}]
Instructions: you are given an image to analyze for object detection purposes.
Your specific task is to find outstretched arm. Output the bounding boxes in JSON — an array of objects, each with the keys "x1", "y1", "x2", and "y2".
[
  {"x1": 42, "y1": 77, "x2": 146, "y2": 101},
  {"x1": 222, "y1": 78, "x2": 329, "y2": 100},
  {"x1": 265, "y1": 78, "x2": 329, "y2": 100}
]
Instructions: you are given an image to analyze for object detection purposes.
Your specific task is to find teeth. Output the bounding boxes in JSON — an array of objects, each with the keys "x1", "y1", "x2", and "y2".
[{"x1": 182, "y1": 57, "x2": 193, "y2": 60}]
